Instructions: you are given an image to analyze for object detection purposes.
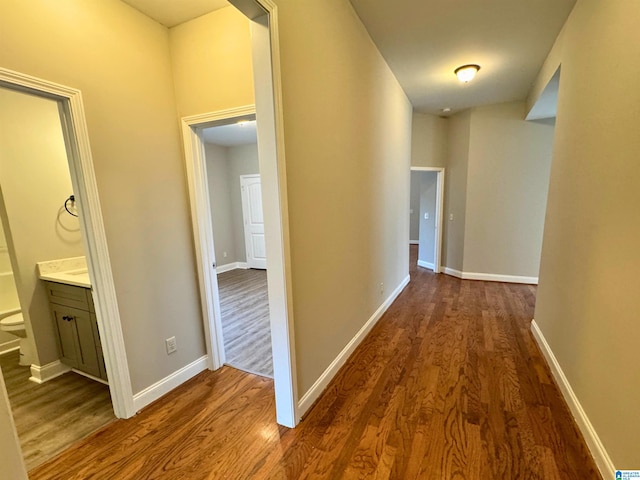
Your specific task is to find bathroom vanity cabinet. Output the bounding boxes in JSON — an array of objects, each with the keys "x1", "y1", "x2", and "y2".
[{"x1": 44, "y1": 281, "x2": 107, "y2": 381}]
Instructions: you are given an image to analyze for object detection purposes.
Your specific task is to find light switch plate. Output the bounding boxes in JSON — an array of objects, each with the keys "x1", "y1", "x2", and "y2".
[{"x1": 166, "y1": 336, "x2": 177, "y2": 354}]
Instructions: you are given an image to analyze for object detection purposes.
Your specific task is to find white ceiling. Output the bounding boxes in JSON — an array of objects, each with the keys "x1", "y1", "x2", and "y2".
[
  {"x1": 202, "y1": 121, "x2": 257, "y2": 147},
  {"x1": 349, "y1": 0, "x2": 576, "y2": 114},
  {"x1": 119, "y1": 0, "x2": 573, "y2": 115},
  {"x1": 121, "y1": 0, "x2": 229, "y2": 27}
]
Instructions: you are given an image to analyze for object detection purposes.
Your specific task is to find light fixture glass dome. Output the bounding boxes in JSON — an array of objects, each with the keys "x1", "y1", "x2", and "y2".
[{"x1": 454, "y1": 64, "x2": 481, "y2": 83}]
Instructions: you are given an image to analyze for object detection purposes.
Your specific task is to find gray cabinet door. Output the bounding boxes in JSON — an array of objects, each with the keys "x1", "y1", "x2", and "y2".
[
  {"x1": 52, "y1": 307, "x2": 79, "y2": 368},
  {"x1": 52, "y1": 305, "x2": 101, "y2": 378},
  {"x1": 91, "y1": 313, "x2": 108, "y2": 381},
  {"x1": 74, "y1": 308, "x2": 101, "y2": 378}
]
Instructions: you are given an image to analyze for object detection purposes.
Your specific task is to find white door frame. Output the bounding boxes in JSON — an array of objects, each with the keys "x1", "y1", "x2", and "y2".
[
  {"x1": 0, "y1": 68, "x2": 135, "y2": 420},
  {"x1": 240, "y1": 174, "x2": 266, "y2": 269},
  {"x1": 410, "y1": 167, "x2": 445, "y2": 273}
]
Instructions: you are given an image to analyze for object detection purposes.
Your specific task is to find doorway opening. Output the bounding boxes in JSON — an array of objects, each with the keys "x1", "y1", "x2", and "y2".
[
  {"x1": 0, "y1": 68, "x2": 134, "y2": 472},
  {"x1": 201, "y1": 119, "x2": 273, "y2": 377},
  {"x1": 182, "y1": 0, "x2": 297, "y2": 428},
  {"x1": 409, "y1": 167, "x2": 445, "y2": 273}
]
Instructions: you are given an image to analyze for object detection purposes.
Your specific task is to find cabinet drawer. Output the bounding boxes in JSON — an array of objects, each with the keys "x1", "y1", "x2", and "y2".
[{"x1": 45, "y1": 281, "x2": 93, "y2": 311}]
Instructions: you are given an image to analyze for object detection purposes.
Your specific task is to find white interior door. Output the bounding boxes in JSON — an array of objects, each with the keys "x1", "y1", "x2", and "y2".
[{"x1": 240, "y1": 175, "x2": 267, "y2": 269}]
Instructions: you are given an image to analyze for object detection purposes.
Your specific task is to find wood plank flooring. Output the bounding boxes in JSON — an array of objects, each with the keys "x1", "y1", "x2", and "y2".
[
  {"x1": 0, "y1": 350, "x2": 114, "y2": 471},
  {"x1": 30, "y1": 246, "x2": 600, "y2": 479},
  {"x1": 218, "y1": 268, "x2": 273, "y2": 377}
]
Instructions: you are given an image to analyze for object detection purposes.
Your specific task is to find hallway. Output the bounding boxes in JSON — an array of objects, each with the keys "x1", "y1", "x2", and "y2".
[{"x1": 30, "y1": 246, "x2": 599, "y2": 479}]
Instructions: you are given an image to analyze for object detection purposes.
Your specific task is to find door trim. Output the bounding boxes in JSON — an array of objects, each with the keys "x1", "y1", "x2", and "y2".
[
  {"x1": 0, "y1": 67, "x2": 135, "y2": 419},
  {"x1": 410, "y1": 167, "x2": 445, "y2": 273}
]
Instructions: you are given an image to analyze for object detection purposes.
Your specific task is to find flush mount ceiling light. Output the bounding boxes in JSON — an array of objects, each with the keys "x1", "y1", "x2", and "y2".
[{"x1": 454, "y1": 64, "x2": 481, "y2": 83}]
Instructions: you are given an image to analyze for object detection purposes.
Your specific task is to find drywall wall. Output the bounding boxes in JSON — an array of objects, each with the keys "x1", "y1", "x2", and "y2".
[
  {"x1": 0, "y1": 221, "x2": 19, "y2": 350},
  {"x1": 442, "y1": 110, "x2": 470, "y2": 271},
  {"x1": 205, "y1": 143, "x2": 237, "y2": 267},
  {"x1": 275, "y1": 0, "x2": 412, "y2": 394},
  {"x1": 227, "y1": 144, "x2": 260, "y2": 263},
  {"x1": 0, "y1": 88, "x2": 85, "y2": 367},
  {"x1": 0, "y1": 221, "x2": 11, "y2": 272},
  {"x1": 411, "y1": 112, "x2": 448, "y2": 168},
  {"x1": 533, "y1": 0, "x2": 640, "y2": 467},
  {"x1": 527, "y1": 22, "x2": 567, "y2": 117},
  {"x1": 0, "y1": 0, "x2": 205, "y2": 393},
  {"x1": 169, "y1": 6, "x2": 255, "y2": 118},
  {"x1": 0, "y1": 370, "x2": 27, "y2": 479},
  {"x1": 409, "y1": 172, "x2": 421, "y2": 242},
  {"x1": 463, "y1": 101, "x2": 554, "y2": 277},
  {"x1": 417, "y1": 172, "x2": 437, "y2": 267},
  {"x1": 169, "y1": 0, "x2": 412, "y2": 397},
  {"x1": 205, "y1": 142, "x2": 260, "y2": 266}
]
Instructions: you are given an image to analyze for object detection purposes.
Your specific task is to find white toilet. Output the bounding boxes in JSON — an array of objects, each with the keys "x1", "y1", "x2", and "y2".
[{"x1": 0, "y1": 312, "x2": 30, "y2": 366}]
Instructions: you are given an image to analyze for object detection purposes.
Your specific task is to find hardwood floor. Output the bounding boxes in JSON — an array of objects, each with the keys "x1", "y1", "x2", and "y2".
[
  {"x1": 30, "y1": 247, "x2": 600, "y2": 479},
  {"x1": 0, "y1": 350, "x2": 114, "y2": 471},
  {"x1": 218, "y1": 268, "x2": 273, "y2": 377}
]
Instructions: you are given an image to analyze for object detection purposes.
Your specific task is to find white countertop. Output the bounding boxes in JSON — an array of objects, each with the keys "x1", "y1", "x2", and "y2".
[{"x1": 37, "y1": 256, "x2": 92, "y2": 288}]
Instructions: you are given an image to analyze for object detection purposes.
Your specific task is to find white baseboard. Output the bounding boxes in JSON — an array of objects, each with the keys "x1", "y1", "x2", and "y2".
[
  {"x1": 71, "y1": 368, "x2": 109, "y2": 385},
  {"x1": 442, "y1": 266, "x2": 463, "y2": 278},
  {"x1": 216, "y1": 262, "x2": 249, "y2": 274},
  {"x1": 133, "y1": 355, "x2": 208, "y2": 413},
  {"x1": 442, "y1": 267, "x2": 537, "y2": 284},
  {"x1": 298, "y1": 274, "x2": 411, "y2": 417},
  {"x1": 530, "y1": 320, "x2": 615, "y2": 478},
  {"x1": 409, "y1": 240, "x2": 419, "y2": 245},
  {"x1": 0, "y1": 339, "x2": 20, "y2": 356},
  {"x1": 417, "y1": 259, "x2": 434, "y2": 270},
  {"x1": 29, "y1": 360, "x2": 71, "y2": 384}
]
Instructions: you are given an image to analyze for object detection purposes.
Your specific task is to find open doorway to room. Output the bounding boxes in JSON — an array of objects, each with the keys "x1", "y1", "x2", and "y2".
[
  {"x1": 182, "y1": 0, "x2": 297, "y2": 429},
  {"x1": 0, "y1": 70, "x2": 133, "y2": 472},
  {"x1": 409, "y1": 167, "x2": 445, "y2": 273},
  {"x1": 201, "y1": 119, "x2": 273, "y2": 377}
]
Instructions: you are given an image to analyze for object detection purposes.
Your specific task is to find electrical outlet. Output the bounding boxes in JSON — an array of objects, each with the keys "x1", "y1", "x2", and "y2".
[
  {"x1": 166, "y1": 336, "x2": 177, "y2": 355},
  {"x1": 223, "y1": 251, "x2": 228, "y2": 258},
  {"x1": 379, "y1": 282, "x2": 384, "y2": 295},
  {"x1": 449, "y1": 213, "x2": 454, "y2": 221}
]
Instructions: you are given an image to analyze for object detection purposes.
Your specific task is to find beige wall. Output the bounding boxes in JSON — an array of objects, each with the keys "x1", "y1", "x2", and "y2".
[
  {"x1": 0, "y1": 370, "x2": 27, "y2": 479},
  {"x1": 0, "y1": 221, "x2": 11, "y2": 272},
  {"x1": 205, "y1": 142, "x2": 260, "y2": 266},
  {"x1": 0, "y1": 0, "x2": 205, "y2": 393},
  {"x1": 275, "y1": 0, "x2": 412, "y2": 394},
  {"x1": 171, "y1": 0, "x2": 412, "y2": 396},
  {"x1": 227, "y1": 144, "x2": 260, "y2": 263},
  {"x1": 533, "y1": 0, "x2": 640, "y2": 467},
  {"x1": 464, "y1": 101, "x2": 554, "y2": 277},
  {"x1": 417, "y1": 103, "x2": 554, "y2": 278},
  {"x1": 442, "y1": 110, "x2": 470, "y2": 271},
  {"x1": 411, "y1": 112, "x2": 448, "y2": 168},
  {"x1": 169, "y1": 7, "x2": 255, "y2": 118},
  {"x1": 205, "y1": 143, "x2": 236, "y2": 267},
  {"x1": 0, "y1": 88, "x2": 86, "y2": 366},
  {"x1": 0, "y1": 221, "x2": 19, "y2": 349}
]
